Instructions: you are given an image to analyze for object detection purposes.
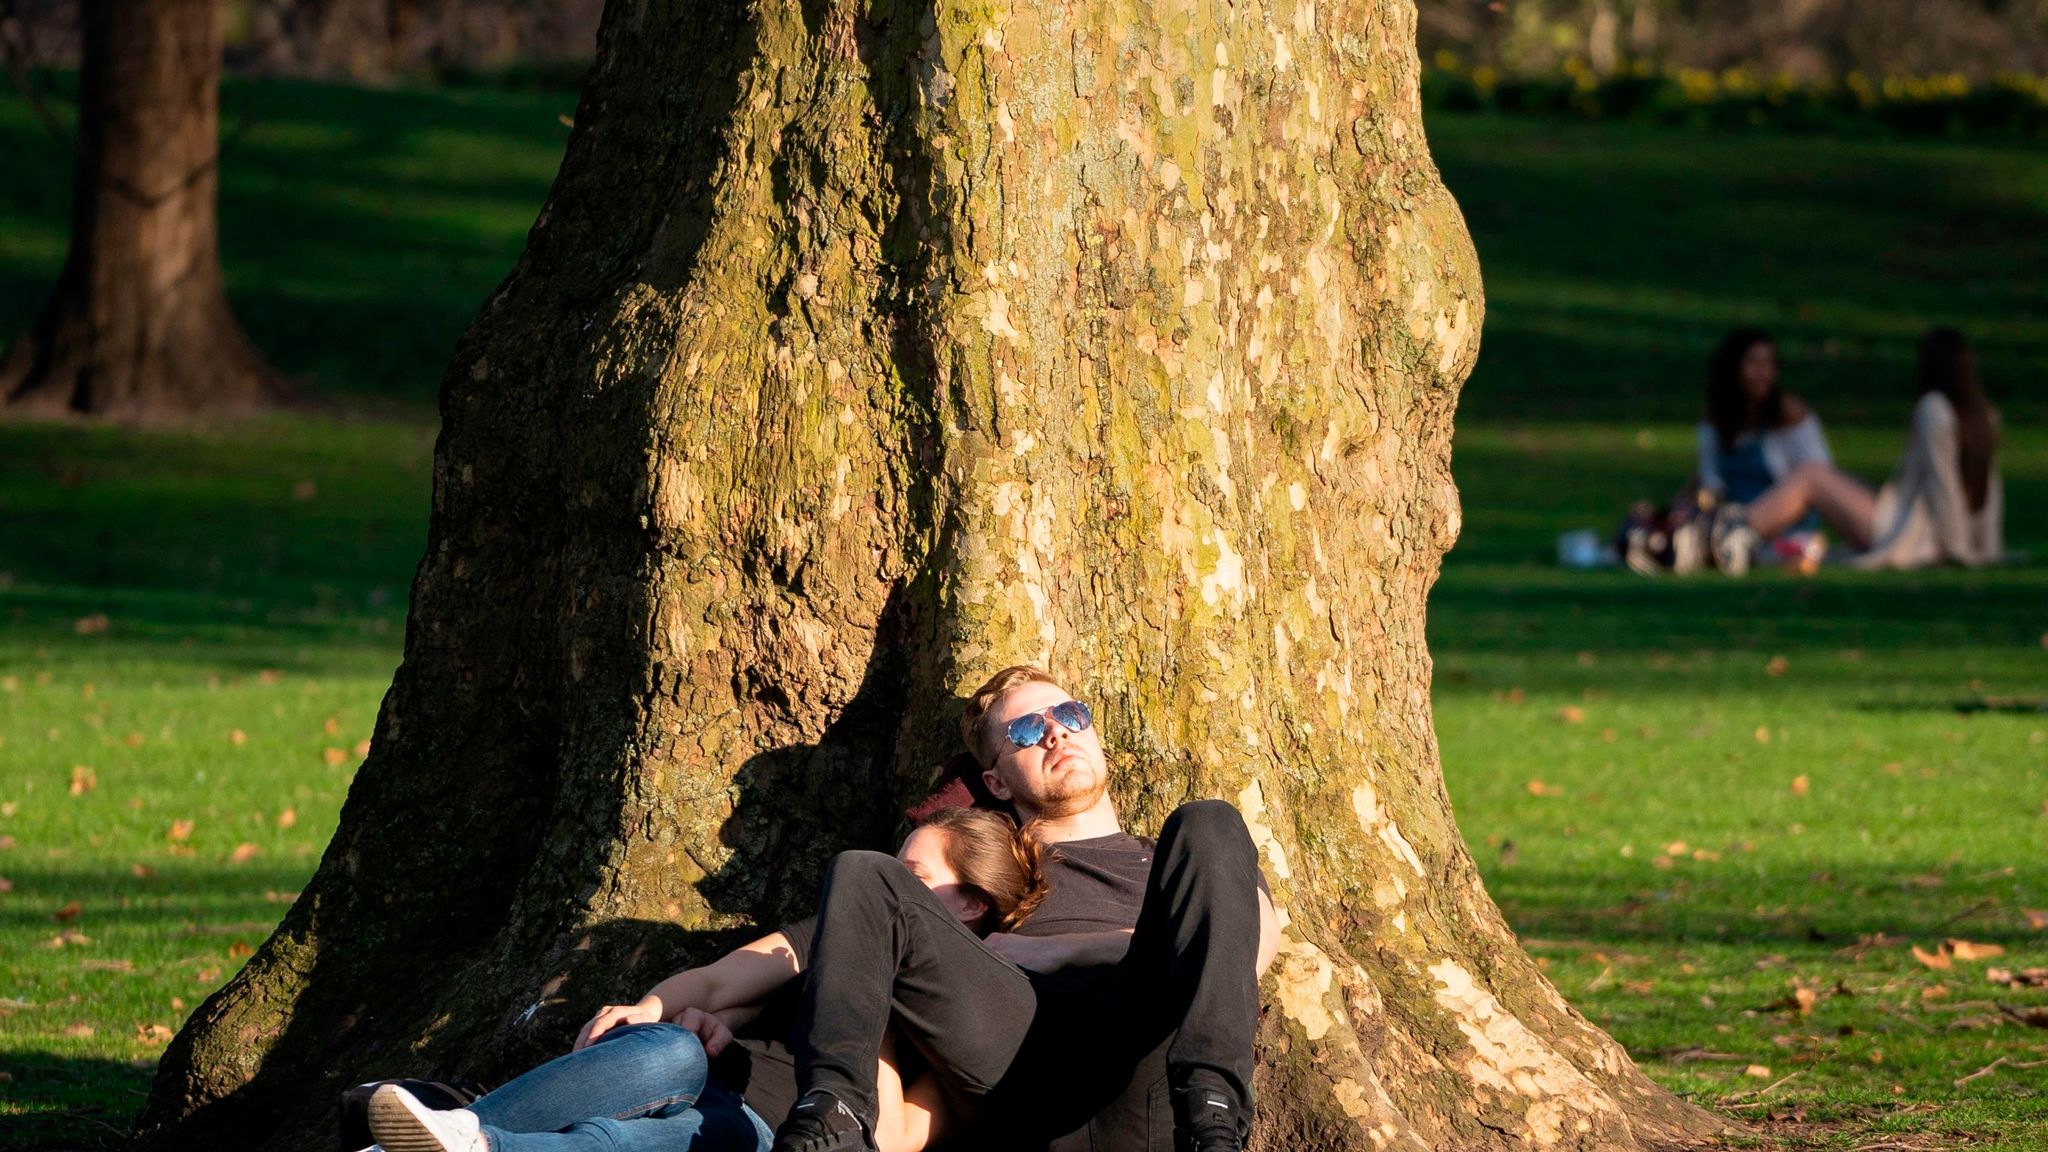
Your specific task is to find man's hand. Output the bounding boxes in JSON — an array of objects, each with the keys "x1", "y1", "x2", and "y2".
[
  {"x1": 573, "y1": 1000, "x2": 663, "y2": 1051},
  {"x1": 668, "y1": 1006, "x2": 736, "y2": 1057},
  {"x1": 984, "y1": 929, "x2": 1132, "y2": 972}
]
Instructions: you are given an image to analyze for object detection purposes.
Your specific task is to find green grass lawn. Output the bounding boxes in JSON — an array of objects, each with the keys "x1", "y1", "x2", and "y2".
[{"x1": 2, "y1": 83, "x2": 2045, "y2": 1150}]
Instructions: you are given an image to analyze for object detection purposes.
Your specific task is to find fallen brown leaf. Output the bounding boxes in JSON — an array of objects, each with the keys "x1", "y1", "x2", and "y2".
[
  {"x1": 73, "y1": 614, "x2": 108, "y2": 636},
  {"x1": 322, "y1": 747, "x2": 347, "y2": 766},
  {"x1": 1790, "y1": 775, "x2": 1810, "y2": 797},
  {"x1": 68, "y1": 765, "x2": 96, "y2": 796},
  {"x1": 64, "y1": 1023, "x2": 94, "y2": 1038},
  {"x1": 2023, "y1": 909, "x2": 2048, "y2": 931},
  {"x1": 276, "y1": 807, "x2": 296, "y2": 829},
  {"x1": 1558, "y1": 706, "x2": 1585, "y2": 724},
  {"x1": 0, "y1": 876, "x2": 10, "y2": 893},
  {"x1": 257, "y1": 669, "x2": 282, "y2": 685},
  {"x1": 136, "y1": 1023, "x2": 173, "y2": 1044},
  {"x1": 1986, "y1": 967, "x2": 2048, "y2": 989},
  {"x1": 131, "y1": 863, "x2": 155, "y2": 879},
  {"x1": 47, "y1": 929, "x2": 89, "y2": 947},
  {"x1": 1754, "y1": 726, "x2": 1772, "y2": 744},
  {"x1": 1766, "y1": 656, "x2": 1789, "y2": 677},
  {"x1": 1744, "y1": 1064, "x2": 1772, "y2": 1078},
  {"x1": 168, "y1": 819, "x2": 194, "y2": 842},
  {"x1": 1525, "y1": 779, "x2": 1563, "y2": 797},
  {"x1": 52, "y1": 900, "x2": 81, "y2": 922},
  {"x1": 1912, "y1": 945, "x2": 1953, "y2": 970},
  {"x1": 352, "y1": 738, "x2": 373, "y2": 759},
  {"x1": 227, "y1": 941, "x2": 253, "y2": 960},
  {"x1": 229, "y1": 843, "x2": 260, "y2": 864},
  {"x1": 1946, "y1": 939, "x2": 2005, "y2": 962},
  {"x1": 228, "y1": 729, "x2": 247, "y2": 746}
]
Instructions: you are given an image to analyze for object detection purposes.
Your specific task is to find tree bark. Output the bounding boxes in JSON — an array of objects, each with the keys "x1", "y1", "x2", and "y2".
[
  {"x1": 0, "y1": 0, "x2": 276, "y2": 419},
  {"x1": 136, "y1": 0, "x2": 1730, "y2": 1147}
]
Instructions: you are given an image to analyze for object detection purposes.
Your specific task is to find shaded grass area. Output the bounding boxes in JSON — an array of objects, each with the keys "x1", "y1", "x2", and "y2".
[
  {"x1": 2, "y1": 83, "x2": 2046, "y2": 1148},
  {"x1": 1434, "y1": 115, "x2": 2048, "y2": 427},
  {"x1": 0, "y1": 79, "x2": 573, "y2": 413}
]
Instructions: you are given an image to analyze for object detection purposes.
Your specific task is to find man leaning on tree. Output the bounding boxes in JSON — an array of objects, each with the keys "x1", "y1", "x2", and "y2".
[{"x1": 771, "y1": 666, "x2": 1281, "y2": 1152}]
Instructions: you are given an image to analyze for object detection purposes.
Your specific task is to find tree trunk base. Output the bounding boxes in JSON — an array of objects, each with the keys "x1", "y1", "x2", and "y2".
[{"x1": 1, "y1": 291, "x2": 282, "y2": 421}]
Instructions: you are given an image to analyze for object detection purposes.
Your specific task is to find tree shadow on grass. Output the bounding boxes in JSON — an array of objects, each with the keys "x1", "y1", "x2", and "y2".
[{"x1": 0, "y1": 1050, "x2": 152, "y2": 1152}]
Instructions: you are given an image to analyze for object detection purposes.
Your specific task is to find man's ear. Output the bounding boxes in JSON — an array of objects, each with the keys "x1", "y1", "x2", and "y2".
[{"x1": 982, "y1": 764, "x2": 1012, "y2": 801}]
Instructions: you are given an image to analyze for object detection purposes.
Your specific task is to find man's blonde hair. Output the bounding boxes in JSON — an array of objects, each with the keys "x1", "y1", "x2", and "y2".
[{"x1": 960, "y1": 664, "x2": 1061, "y2": 767}]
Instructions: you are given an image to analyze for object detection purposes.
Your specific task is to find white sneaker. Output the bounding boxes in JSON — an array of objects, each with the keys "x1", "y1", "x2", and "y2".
[{"x1": 367, "y1": 1084, "x2": 487, "y2": 1152}]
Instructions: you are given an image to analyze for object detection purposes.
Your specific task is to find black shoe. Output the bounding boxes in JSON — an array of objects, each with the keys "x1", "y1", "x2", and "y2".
[
  {"x1": 771, "y1": 1090, "x2": 875, "y2": 1152},
  {"x1": 1173, "y1": 1086, "x2": 1249, "y2": 1152}
]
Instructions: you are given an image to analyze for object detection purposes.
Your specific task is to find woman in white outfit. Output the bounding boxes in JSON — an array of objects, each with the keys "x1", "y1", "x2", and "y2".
[{"x1": 1739, "y1": 327, "x2": 2003, "y2": 569}]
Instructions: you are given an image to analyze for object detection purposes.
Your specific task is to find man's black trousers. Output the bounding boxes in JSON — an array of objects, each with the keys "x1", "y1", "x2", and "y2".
[{"x1": 791, "y1": 799, "x2": 1263, "y2": 1146}]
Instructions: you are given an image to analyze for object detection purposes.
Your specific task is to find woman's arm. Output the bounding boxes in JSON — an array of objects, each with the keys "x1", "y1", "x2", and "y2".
[
  {"x1": 1694, "y1": 422, "x2": 1724, "y2": 493},
  {"x1": 640, "y1": 931, "x2": 801, "y2": 1019},
  {"x1": 575, "y1": 931, "x2": 801, "y2": 1050},
  {"x1": 875, "y1": 1028, "x2": 959, "y2": 1152}
]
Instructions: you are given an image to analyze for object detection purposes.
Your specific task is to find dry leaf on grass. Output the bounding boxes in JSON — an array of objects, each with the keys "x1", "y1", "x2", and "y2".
[
  {"x1": 322, "y1": 747, "x2": 347, "y2": 766},
  {"x1": 352, "y1": 739, "x2": 373, "y2": 758},
  {"x1": 136, "y1": 1023, "x2": 173, "y2": 1044},
  {"x1": 1766, "y1": 656, "x2": 1789, "y2": 677},
  {"x1": 227, "y1": 941, "x2": 253, "y2": 960},
  {"x1": 0, "y1": 876, "x2": 11, "y2": 893},
  {"x1": 1558, "y1": 706, "x2": 1586, "y2": 724},
  {"x1": 1790, "y1": 775, "x2": 1810, "y2": 796},
  {"x1": 64, "y1": 1023, "x2": 94, "y2": 1038},
  {"x1": 228, "y1": 729, "x2": 246, "y2": 746},
  {"x1": 1744, "y1": 1064, "x2": 1773, "y2": 1078},
  {"x1": 1946, "y1": 939, "x2": 2005, "y2": 962},
  {"x1": 1986, "y1": 967, "x2": 2048, "y2": 989},
  {"x1": 276, "y1": 808, "x2": 296, "y2": 829},
  {"x1": 131, "y1": 863, "x2": 155, "y2": 878},
  {"x1": 1525, "y1": 779, "x2": 1563, "y2": 797},
  {"x1": 2023, "y1": 909, "x2": 2048, "y2": 931},
  {"x1": 73, "y1": 614, "x2": 108, "y2": 636},
  {"x1": 47, "y1": 929, "x2": 89, "y2": 947},
  {"x1": 52, "y1": 900, "x2": 81, "y2": 922},
  {"x1": 68, "y1": 765, "x2": 96, "y2": 795},
  {"x1": 1754, "y1": 726, "x2": 1772, "y2": 744},
  {"x1": 167, "y1": 819, "x2": 194, "y2": 842},
  {"x1": 0, "y1": 835, "x2": 15, "y2": 850},
  {"x1": 229, "y1": 843, "x2": 260, "y2": 864},
  {"x1": 1911, "y1": 945, "x2": 1953, "y2": 970}
]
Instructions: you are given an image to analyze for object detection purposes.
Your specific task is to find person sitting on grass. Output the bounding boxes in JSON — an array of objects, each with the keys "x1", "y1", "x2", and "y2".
[
  {"x1": 1695, "y1": 326, "x2": 1836, "y2": 515},
  {"x1": 361, "y1": 805, "x2": 1045, "y2": 1152},
  {"x1": 1722, "y1": 326, "x2": 2003, "y2": 570},
  {"x1": 767, "y1": 665, "x2": 1280, "y2": 1152}
]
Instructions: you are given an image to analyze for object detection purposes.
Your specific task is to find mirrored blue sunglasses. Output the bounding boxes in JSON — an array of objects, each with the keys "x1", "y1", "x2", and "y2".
[{"x1": 1003, "y1": 700, "x2": 1094, "y2": 750}]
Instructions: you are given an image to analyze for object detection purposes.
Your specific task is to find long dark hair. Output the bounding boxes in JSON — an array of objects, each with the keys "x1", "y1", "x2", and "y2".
[
  {"x1": 917, "y1": 806, "x2": 1049, "y2": 932},
  {"x1": 1917, "y1": 327, "x2": 1997, "y2": 513},
  {"x1": 1706, "y1": 327, "x2": 1784, "y2": 452}
]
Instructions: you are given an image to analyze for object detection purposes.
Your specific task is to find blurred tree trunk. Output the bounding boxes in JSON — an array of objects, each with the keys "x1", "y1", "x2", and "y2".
[
  {"x1": 134, "y1": 0, "x2": 1730, "y2": 1148},
  {"x1": 1, "y1": 0, "x2": 274, "y2": 419}
]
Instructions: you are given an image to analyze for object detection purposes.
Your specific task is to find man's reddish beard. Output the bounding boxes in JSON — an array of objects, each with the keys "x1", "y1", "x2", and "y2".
[{"x1": 1026, "y1": 753, "x2": 1108, "y2": 818}]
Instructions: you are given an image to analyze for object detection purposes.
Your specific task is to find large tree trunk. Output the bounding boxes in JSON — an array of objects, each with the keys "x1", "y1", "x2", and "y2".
[
  {"x1": 1, "y1": 0, "x2": 275, "y2": 419},
  {"x1": 137, "y1": 0, "x2": 1730, "y2": 1147}
]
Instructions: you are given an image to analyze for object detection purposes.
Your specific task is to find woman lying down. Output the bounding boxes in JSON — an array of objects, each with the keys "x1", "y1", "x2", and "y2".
[{"x1": 362, "y1": 806, "x2": 1042, "y2": 1152}]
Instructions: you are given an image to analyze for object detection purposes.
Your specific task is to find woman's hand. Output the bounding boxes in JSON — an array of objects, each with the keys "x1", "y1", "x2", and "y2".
[
  {"x1": 573, "y1": 1000, "x2": 664, "y2": 1051},
  {"x1": 668, "y1": 1006, "x2": 736, "y2": 1057}
]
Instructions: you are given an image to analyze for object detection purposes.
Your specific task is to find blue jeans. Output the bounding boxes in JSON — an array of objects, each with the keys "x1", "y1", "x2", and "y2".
[{"x1": 467, "y1": 1022, "x2": 771, "y2": 1152}]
